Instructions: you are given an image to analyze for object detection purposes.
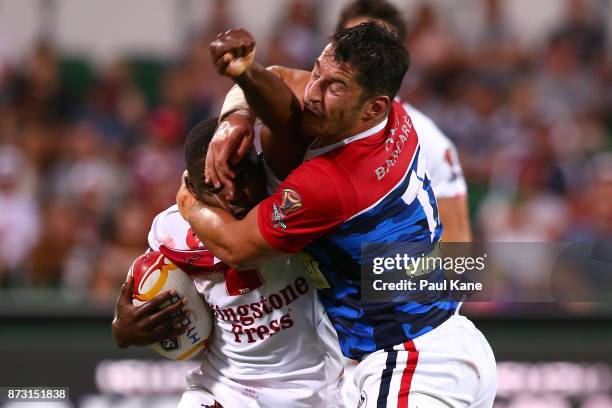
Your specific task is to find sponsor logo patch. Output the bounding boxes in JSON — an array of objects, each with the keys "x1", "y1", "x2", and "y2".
[
  {"x1": 300, "y1": 253, "x2": 331, "y2": 289},
  {"x1": 272, "y1": 203, "x2": 287, "y2": 229}
]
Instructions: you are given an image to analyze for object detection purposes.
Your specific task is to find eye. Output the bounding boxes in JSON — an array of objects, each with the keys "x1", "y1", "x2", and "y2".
[
  {"x1": 329, "y1": 83, "x2": 345, "y2": 95},
  {"x1": 311, "y1": 69, "x2": 320, "y2": 80}
]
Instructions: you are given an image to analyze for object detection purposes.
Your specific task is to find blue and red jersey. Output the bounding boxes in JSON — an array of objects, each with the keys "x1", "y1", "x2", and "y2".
[{"x1": 258, "y1": 101, "x2": 456, "y2": 360}]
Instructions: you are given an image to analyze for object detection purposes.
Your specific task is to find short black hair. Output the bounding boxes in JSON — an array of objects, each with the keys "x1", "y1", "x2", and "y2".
[
  {"x1": 330, "y1": 22, "x2": 409, "y2": 101},
  {"x1": 337, "y1": 0, "x2": 407, "y2": 41},
  {"x1": 184, "y1": 118, "x2": 218, "y2": 200}
]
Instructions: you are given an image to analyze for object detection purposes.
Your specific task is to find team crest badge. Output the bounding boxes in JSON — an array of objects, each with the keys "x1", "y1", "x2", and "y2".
[{"x1": 280, "y1": 189, "x2": 302, "y2": 214}]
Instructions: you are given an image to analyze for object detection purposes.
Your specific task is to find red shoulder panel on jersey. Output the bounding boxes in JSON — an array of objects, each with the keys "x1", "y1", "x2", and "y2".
[
  {"x1": 257, "y1": 101, "x2": 419, "y2": 253},
  {"x1": 159, "y1": 245, "x2": 264, "y2": 295},
  {"x1": 159, "y1": 245, "x2": 228, "y2": 276}
]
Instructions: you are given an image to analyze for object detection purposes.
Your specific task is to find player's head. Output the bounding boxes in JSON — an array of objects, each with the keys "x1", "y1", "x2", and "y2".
[
  {"x1": 302, "y1": 22, "x2": 409, "y2": 141},
  {"x1": 184, "y1": 118, "x2": 266, "y2": 219},
  {"x1": 337, "y1": 0, "x2": 407, "y2": 41}
]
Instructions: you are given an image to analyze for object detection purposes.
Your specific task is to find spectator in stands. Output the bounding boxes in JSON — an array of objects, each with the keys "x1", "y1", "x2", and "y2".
[{"x1": 0, "y1": 145, "x2": 40, "y2": 286}]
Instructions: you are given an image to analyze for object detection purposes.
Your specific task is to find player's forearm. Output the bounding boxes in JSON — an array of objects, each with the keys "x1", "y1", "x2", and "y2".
[
  {"x1": 438, "y1": 197, "x2": 472, "y2": 242},
  {"x1": 219, "y1": 85, "x2": 254, "y2": 122},
  {"x1": 220, "y1": 66, "x2": 308, "y2": 121},
  {"x1": 185, "y1": 203, "x2": 272, "y2": 269},
  {"x1": 236, "y1": 63, "x2": 302, "y2": 138}
]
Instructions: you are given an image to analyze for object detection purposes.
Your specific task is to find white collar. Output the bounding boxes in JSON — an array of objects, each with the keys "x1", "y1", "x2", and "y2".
[{"x1": 303, "y1": 116, "x2": 388, "y2": 161}]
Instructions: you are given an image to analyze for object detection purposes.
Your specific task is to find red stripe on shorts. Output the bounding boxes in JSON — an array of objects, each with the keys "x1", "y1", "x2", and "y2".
[{"x1": 397, "y1": 340, "x2": 419, "y2": 408}]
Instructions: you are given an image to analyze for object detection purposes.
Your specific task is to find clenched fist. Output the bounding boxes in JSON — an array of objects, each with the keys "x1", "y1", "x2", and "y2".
[{"x1": 210, "y1": 28, "x2": 256, "y2": 78}]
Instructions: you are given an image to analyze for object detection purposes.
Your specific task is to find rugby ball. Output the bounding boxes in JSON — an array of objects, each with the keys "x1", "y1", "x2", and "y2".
[{"x1": 129, "y1": 251, "x2": 213, "y2": 360}]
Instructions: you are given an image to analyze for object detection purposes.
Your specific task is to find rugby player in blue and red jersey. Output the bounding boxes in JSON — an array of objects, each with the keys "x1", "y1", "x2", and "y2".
[{"x1": 177, "y1": 23, "x2": 496, "y2": 407}]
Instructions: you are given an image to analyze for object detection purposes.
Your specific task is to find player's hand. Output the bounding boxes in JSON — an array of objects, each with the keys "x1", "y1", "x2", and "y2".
[
  {"x1": 111, "y1": 275, "x2": 189, "y2": 349},
  {"x1": 210, "y1": 28, "x2": 256, "y2": 78},
  {"x1": 205, "y1": 111, "x2": 255, "y2": 194},
  {"x1": 177, "y1": 170, "x2": 201, "y2": 221}
]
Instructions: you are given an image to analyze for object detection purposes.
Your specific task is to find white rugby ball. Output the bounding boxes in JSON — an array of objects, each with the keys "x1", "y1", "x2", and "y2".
[{"x1": 129, "y1": 251, "x2": 213, "y2": 360}]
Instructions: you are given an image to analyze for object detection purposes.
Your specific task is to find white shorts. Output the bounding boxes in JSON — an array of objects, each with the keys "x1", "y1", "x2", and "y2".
[
  {"x1": 343, "y1": 314, "x2": 497, "y2": 408},
  {"x1": 177, "y1": 366, "x2": 343, "y2": 408}
]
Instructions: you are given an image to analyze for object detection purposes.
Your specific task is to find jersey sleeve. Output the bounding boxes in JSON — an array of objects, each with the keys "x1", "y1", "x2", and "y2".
[
  {"x1": 257, "y1": 161, "x2": 349, "y2": 253},
  {"x1": 430, "y1": 141, "x2": 468, "y2": 199},
  {"x1": 403, "y1": 102, "x2": 468, "y2": 199}
]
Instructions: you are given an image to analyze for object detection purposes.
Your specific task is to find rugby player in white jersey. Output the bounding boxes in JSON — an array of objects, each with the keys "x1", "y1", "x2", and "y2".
[
  {"x1": 112, "y1": 118, "x2": 344, "y2": 408},
  {"x1": 337, "y1": 0, "x2": 471, "y2": 242}
]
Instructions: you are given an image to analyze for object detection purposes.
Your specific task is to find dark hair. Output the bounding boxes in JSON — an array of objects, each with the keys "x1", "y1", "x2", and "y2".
[
  {"x1": 337, "y1": 0, "x2": 407, "y2": 41},
  {"x1": 330, "y1": 22, "x2": 409, "y2": 101},
  {"x1": 184, "y1": 118, "x2": 219, "y2": 200}
]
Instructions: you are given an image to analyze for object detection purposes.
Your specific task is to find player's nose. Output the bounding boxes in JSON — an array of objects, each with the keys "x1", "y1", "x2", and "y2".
[{"x1": 304, "y1": 82, "x2": 323, "y2": 106}]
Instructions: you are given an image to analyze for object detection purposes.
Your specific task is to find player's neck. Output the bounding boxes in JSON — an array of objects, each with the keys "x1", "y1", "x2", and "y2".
[{"x1": 321, "y1": 115, "x2": 388, "y2": 147}]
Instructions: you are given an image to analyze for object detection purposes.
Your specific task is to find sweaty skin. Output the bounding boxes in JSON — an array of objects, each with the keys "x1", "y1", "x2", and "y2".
[{"x1": 438, "y1": 197, "x2": 472, "y2": 242}]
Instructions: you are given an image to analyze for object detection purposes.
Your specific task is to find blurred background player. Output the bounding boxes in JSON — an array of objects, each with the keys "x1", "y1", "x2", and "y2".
[
  {"x1": 337, "y1": 0, "x2": 471, "y2": 242},
  {"x1": 113, "y1": 118, "x2": 344, "y2": 408}
]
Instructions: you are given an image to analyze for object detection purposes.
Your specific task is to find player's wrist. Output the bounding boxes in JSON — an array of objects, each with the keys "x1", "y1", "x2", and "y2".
[
  {"x1": 224, "y1": 50, "x2": 257, "y2": 80},
  {"x1": 225, "y1": 108, "x2": 255, "y2": 125},
  {"x1": 111, "y1": 317, "x2": 130, "y2": 349},
  {"x1": 235, "y1": 62, "x2": 263, "y2": 87}
]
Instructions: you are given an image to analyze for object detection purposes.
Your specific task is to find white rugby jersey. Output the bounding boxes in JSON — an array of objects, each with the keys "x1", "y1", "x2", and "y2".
[
  {"x1": 402, "y1": 103, "x2": 467, "y2": 199},
  {"x1": 148, "y1": 205, "x2": 343, "y2": 406}
]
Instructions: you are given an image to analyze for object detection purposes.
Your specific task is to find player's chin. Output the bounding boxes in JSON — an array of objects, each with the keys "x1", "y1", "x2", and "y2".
[{"x1": 301, "y1": 117, "x2": 325, "y2": 138}]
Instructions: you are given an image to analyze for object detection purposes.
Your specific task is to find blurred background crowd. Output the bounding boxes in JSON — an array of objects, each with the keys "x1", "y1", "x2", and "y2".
[{"x1": 0, "y1": 0, "x2": 610, "y2": 303}]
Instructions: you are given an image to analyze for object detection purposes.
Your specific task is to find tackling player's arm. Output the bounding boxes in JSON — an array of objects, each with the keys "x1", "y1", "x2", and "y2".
[
  {"x1": 178, "y1": 162, "x2": 347, "y2": 269},
  {"x1": 218, "y1": 66, "x2": 309, "y2": 122},
  {"x1": 177, "y1": 175, "x2": 278, "y2": 269},
  {"x1": 258, "y1": 67, "x2": 311, "y2": 180},
  {"x1": 211, "y1": 29, "x2": 303, "y2": 147},
  {"x1": 211, "y1": 67, "x2": 310, "y2": 186},
  {"x1": 208, "y1": 30, "x2": 312, "y2": 188},
  {"x1": 429, "y1": 143, "x2": 472, "y2": 242},
  {"x1": 215, "y1": 66, "x2": 311, "y2": 182},
  {"x1": 438, "y1": 197, "x2": 472, "y2": 242}
]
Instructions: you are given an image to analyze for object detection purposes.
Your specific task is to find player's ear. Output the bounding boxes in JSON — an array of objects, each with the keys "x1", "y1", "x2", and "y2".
[{"x1": 362, "y1": 95, "x2": 390, "y2": 121}]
